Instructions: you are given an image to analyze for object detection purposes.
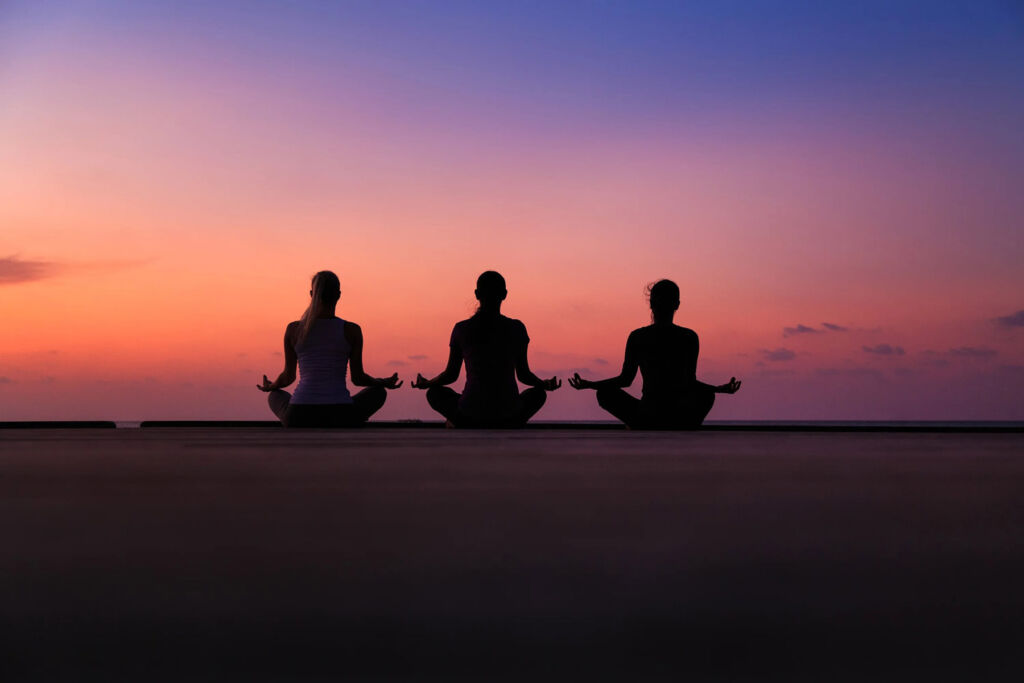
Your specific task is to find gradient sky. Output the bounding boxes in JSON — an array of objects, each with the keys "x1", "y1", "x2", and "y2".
[{"x1": 2, "y1": 0, "x2": 1023, "y2": 421}]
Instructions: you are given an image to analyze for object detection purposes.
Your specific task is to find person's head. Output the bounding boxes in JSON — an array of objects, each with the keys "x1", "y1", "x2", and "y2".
[
  {"x1": 297, "y1": 270, "x2": 341, "y2": 344},
  {"x1": 474, "y1": 270, "x2": 507, "y2": 312},
  {"x1": 308, "y1": 270, "x2": 341, "y2": 305},
  {"x1": 646, "y1": 279, "x2": 680, "y2": 322}
]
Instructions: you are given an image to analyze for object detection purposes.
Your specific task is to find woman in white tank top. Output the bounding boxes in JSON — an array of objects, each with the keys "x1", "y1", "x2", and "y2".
[{"x1": 257, "y1": 271, "x2": 402, "y2": 427}]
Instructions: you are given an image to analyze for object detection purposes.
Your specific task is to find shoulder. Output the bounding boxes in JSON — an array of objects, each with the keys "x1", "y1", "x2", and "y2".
[
  {"x1": 450, "y1": 319, "x2": 470, "y2": 342},
  {"x1": 504, "y1": 316, "x2": 527, "y2": 330},
  {"x1": 676, "y1": 325, "x2": 699, "y2": 340},
  {"x1": 628, "y1": 326, "x2": 651, "y2": 342},
  {"x1": 504, "y1": 316, "x2": 529, "y2": 338},
  {"x1": 674, "y1": 326, "x2": 699, "y2": 347},
  {"x1": 343, "y1": 320, "x2": 362, "y2": 339}
]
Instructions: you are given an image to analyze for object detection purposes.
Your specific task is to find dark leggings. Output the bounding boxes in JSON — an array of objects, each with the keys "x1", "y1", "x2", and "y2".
[
  {"x1": 268, "y1": 386, "x2": 387, "y2": 427},
  {"x1": 596, "y1": 386, "x2": 715, "y2": 430},
  {"x1": 425, "y1": 386, "x2": 547, "y2": 428}
]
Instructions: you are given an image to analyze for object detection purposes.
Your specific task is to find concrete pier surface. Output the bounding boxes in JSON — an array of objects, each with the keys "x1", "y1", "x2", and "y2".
[{"x1": 2, "y1": 428, "x2": 1022, "y2": 680}]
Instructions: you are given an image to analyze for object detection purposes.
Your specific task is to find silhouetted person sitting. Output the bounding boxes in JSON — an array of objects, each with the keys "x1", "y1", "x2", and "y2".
[
  {"x1": 258, "y1": 270, "x2": 401, "y2": 427},
  {"x1": 569, "y1": 279, "x2": 740, "y2": 429},
  {"x1": 412, "y1": 271, "x2": 561, "y2": 427}
]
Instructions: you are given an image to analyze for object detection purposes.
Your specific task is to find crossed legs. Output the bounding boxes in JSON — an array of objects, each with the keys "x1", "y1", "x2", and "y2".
[
  {"x1": 596, "y1": 386, "x2": 715, "y2": 430},
  {"x1": 425, "y1": 386, "x2": 546, "y2": 427},
  {"x1": 268, "y1": 385, "x2": 387, "y2": 427}
]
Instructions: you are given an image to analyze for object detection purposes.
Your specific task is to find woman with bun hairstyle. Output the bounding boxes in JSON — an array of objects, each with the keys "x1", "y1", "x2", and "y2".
[
  {"x1": 412, "y1": 270, "x2": 561, "y2": 427},
  {"x1": 258, "y1": 271, "x2": 402, "y2": 427},
  {"x1": 569, "y1": 279, "x2": 740, "y2": 429}
]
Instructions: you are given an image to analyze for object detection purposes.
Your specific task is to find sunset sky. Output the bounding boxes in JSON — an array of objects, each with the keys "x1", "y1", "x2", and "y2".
[{"x1": 2, "y1": 1, "x2": 1022, "y2": 421}]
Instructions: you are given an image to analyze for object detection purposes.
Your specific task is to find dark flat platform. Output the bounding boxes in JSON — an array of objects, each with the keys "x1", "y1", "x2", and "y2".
[
  {"x1": 4, "y1": 420, "x2": 1021, "y2": 432},
  {"x1": 0, "y1": 420, "x2": 117, "y2": 429},
  {"x1": 1, "y1": 428, "x2": 1022, "y2": 680}
]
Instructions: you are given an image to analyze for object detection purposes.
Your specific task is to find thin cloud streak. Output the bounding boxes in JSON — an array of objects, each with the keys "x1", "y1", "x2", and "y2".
[
  {"x1": 783, "y1": 324, "x2": 819, "y2": 337},
  {"x1": 783, "y1": 322, "x2": 848, "y2": 337},
  {"x1": 0, "y1": 255, "x2": 59, "y2": 285},
  {"x1": 949, "y1": 347, "x2": 998, "y2": 359},
  {"x1": 0, "y1": 255, "x2": 150, "y2": 286},
  {"x1": 994, "y1": 310, "x2": 1024, "y2": 328},
  {"x1": 815, "y1": 367, "x2": 885, "y2": 380},
  {"x1": 863, "y1": 344, "x2": 905, "y2": 356},
  {"x1": 761, "y1": 348, "x2": 796, "y2": 362}
]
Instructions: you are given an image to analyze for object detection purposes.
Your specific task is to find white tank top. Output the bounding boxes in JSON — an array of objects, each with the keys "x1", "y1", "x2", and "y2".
[{"x1": 291, "y1": 317, "x2": 353, "y2": 405}]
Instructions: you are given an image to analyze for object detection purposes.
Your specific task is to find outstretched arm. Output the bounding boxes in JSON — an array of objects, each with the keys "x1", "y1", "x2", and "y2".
[
  {"x1": 347, "y1": 323, "x2": 403, "y2": 389},
  {"x1": 515, "y1": 348, "x2": 561, "y2": 391},
  {"x1": 569, "y1": 336, "x2": 639, "y2": 391},
  {"x1": 700, "y1": 377, "x2": 741, "y2": 394},
  {"x1": 411, "y1": 344, "x2": 462, "y2": 390},
  {"x1": 257, "y1": 323, "x2": 298, "y2": 392}
]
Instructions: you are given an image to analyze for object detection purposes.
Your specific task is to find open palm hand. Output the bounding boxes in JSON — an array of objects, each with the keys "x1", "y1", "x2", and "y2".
[
  {"x1": 568, "y1": 372, "x2": 592, "y2": 390},
  {"x1": 718, "y1": 377, "x2": 742, "y2": 394},
  {"x1": 411, "y1": 373, "x2": 433, "y2": 390}
]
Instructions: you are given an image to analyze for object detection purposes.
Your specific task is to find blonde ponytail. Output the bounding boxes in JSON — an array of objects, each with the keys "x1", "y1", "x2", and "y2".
[{"x1": 296, "y1": 271, "x2": 341, "y2": 346}]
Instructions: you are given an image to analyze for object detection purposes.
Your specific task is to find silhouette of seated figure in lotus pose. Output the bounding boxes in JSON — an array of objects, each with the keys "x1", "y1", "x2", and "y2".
[
  {"x1": 569, "y1": 279, "x2": 740, "y2": 429},
  {"x1": 412, "y1": 271, "x2": 561, "y2": 427},
  {"x1": 258, "y1": 270, "x2": 402, "y2": 427}
]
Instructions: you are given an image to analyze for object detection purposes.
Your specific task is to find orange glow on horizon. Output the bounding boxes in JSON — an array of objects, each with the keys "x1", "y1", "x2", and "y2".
[{"x1": 2, "y1": 2, "x2": 1022, "y2": 421}]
